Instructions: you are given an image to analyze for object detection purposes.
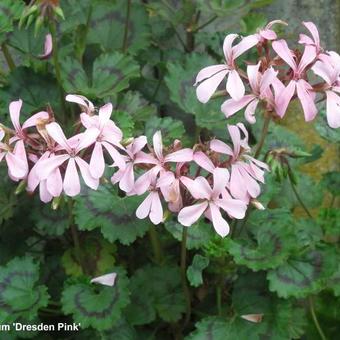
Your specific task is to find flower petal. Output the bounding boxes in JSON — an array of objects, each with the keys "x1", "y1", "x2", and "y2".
[
  {"x1": 221, "y1": 95, "x2": 255, "y2": 118},
  {"x1": 232, "y1": 35, "x2": 259, "y2": 59},
  {"x1": 165, "y1": 148, "x2": 193, "y2": 163},
  {"x1": 210, "y1": 139, "x2": 234, "y2": 156},
  {"x1": 178, "y1": 202, "x2": 208, "y2": 227},
  {"x1": 212, "y1": 167, "x2": 230, "y2": 197},
  {"x1": 22, "y1": 111, "x2": 49, "y2": 130},
  {"x1": 153, "y1": 131, "x2": 163, "y2": 161},
  {"x1": 90, "y1": 142, "x2": 105, "y2": 178},
  {"x1": 244, "y1": 98, "x2": 259, "y2": 124},
  {"x1": 37, "y1": 154, "x2": 69, "y2": 180},
  {"x1": 209, "y1": 202, "x2": 230, "y2": 237},
  {"x1": 46, "y1": 168, "x2": 63, "y2": 197},
  {"x1": 275, "y1": 80, "x2": 296, "y2": 118},
  {"x1": 63, "y1": 158, "x2": 80, "y2": 197},
  {"x1": 136, "y1": 192, "x2": 153, "y2": 219},
  {"x1": 194, "y1": 151, "x2": 215, "y2": 173},
  {"x1": 150, "y1": 191, "x2": 163, "y2": 225},
  {"x1": 272, "y1": 40, "x2": 297, "y2": 70},
  {"x1": 227, "y1": 70, "x2": 245, "y2": 100},
  {"x1": 326, "y1": 90, "x2": 340, "y2": 128},
  {"x1": 296, "y1": 79, "x2": 317, "y2": 122},
  {"x1": 75, "y1": 157, "x2": 99, "y2": 190},
  {"x1": 46, "y1": 122, "x2": 71, "y2": 152},
  {"x1": 98, "y1": 103, "x2": 112, "y2": 130},
  {"x1": 91, "y1": 273, "x2": 117, "y2": 287},
  {"x1": 216, "y1": 197, "x2": 247, "y2": 219},
  {"x1": 9, "y1": 99, "x2": 23, "y2": 133}
]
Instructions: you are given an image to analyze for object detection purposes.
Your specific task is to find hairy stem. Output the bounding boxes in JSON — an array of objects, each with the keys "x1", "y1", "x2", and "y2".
[
  {"x1": 122, "y1": 0, "x2": 131, "y2": 52},
  {"x1": 1, "y1": 43, "x2": 15, "y2": 71},
  {"x1": 148, "y1": 225, "x2": 163, "y2": 264},
  {"x1": 254, "y1": 113, "x2": 271, "y2": 158},
  {"x1": 180, "y1": 227, "x2": 191, "y2": 328},
  {"x1": 309, "y1": 297, "x2": 327, "y2": 340}
]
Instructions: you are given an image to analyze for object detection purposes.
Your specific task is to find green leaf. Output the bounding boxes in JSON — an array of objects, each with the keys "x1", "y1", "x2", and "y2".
[
  {"x1": 31, "y1": 204, "x2": 69, "y2": 236},
  {"x1": 187, "y1": 254, "x2": 209, "y2": 287},
  {"x1": 74, "y1": 185, "x2": 148, "y2": 245},
  {"x1": 165, "y1": 219, "x2": 214, "y2": 250},
  {"x1": 0, "y1": 0, "x2": 24, "y2": 43},
  {"x1": 62, "y1": 238, "x2": 116, "y2": 278},
  {"x1": 61, "y1": 267, "x2": 130, "y2": 331},
  {"x1": 0, "y1": 256, "x2": 49, "y2": 323},
  {"x1": 60, "y1": 52, "x2": 139, "y2": 98},
  {"x1": 226, "y1": 209, "x2": 296, "y2": 270},
  {"x1": 267, "y1": 247, "x2": 338, "y2": 298},
  {"x1": 88, "y1": 0, "x2": 151, "y2": 54},
  {"x1": 127, "y1": 265, "x2": 185, "y2": 323},
  {"x1": 327, "y1": 264, "x2": 340, "y2": 296},
  {"x1": 320, "y1": 171, "x2": 340, "y2": 196},
  {"x1": 145, "y1": 116, "x2": 186, "y2": 145},
  {"x1": 100, "y1": 319, "x2": 138, "y2": 339}
]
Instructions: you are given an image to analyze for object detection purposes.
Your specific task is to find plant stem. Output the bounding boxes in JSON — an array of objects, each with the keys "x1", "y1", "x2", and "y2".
[
  {"x1": 1, "y1": 43, "x2": 15, "y2": 71},
  {"x1": 216, "y1": 286, "x2": 222, "y2": 316},
  {"x1": 193, "y1": 15, "x2": 218, "y2": 32},
  {"x1": 254, "y1": 113, "x2": 271, "y2": 158},
  {"x1": 122, "y1": 0, "x2": 131, "y2": 52},
  {"x1": 309, "y1": 297, "x2": 327, "y2": 340},
  {"x1": 180, "y1": 227, "x2": 191, "y2": 328},
  {"x1": 287, "y1": 163, "x2": 313, "y2": 219},
  {"x1": 148, "y1": 225, "x2": 162, "y2": 264},
  {"x1": 49, "y1": 20, "x2": 67, "y2": 121}
]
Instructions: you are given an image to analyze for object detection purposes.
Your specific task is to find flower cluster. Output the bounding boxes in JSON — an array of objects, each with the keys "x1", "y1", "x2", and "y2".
[
  {"x1": 195, "y1": 21, "x2": 340, "y2": 128},
  {"x1": 0, "y1": 94, "x2": 267, "y2": 237}
]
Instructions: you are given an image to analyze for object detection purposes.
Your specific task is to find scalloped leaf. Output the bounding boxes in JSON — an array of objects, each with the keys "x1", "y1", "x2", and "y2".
[
  {"x1": 126, "y1": 265, "x2": 185, "y2": 323},
  {"x1": 0, "y1": 256, "x2": 49, "y2": 323},
  {"x1": 61, "y1": 267, "x2": 130, "y2": 330},
  {"x1": 267, "y1": 247, "x2": 338, "y2": 298},
  {"x1": 87, "y1": 0, "x2": 151, "y2": 54},
  {"x1": 31, "y1": 204, "x2": 69, "y2": 236},
  {"x1": 165, "y1": 220, "x2": 214, "y2": 250},
  {"x1": 226, "y1": 209, "x2": 296, "y2": 270},
  {"x1": 0, "y1": 0, "x2": 24, "y2": 43},
  {"x1": 60, "y1": 52, "x2": 139, "y2": 98},
  {"x1": 187, "y1": 254, "x2": 209, "y2": 287},
  {"x1": 74, "y1": 185, "x2": 148, "y2": 245}
]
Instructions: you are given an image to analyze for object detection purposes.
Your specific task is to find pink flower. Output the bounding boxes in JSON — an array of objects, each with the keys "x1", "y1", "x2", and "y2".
[
  {"x1": 80, "y1": 103, "x2": 125, "y2": 178},
  {"x1": 312, "y1": 52, "x2": 340, "y2": 128},
  {"x1": 221, "y1": 63, "x2": 278, "y2": 123},
  {"x1": 66, "y1": 94, "x2": 95, "y2": 115},
  {"x1": 178, "y1": 168, "x2": 247, "y2": 237},
  {"x1": 193, "y1": 151, "x2": 216, "y2": 173},
  {"x1": 194, "y1": 34, "x2": 258, "y2": 102},
  {"x1": 210, "y1": 124, "x2": 268, "y2": 201},
  {"x1": 38, "y1": 33, "x2": 53, "y2": 59},
  {"x1": 27, "y1": 151, "x2": 62, "y2": 203},
  {"x1": 272, "y1": 40, "x2": 317, "y2": 120},
  {"x1": 133, "y1": 131, "x2": 193, "y2": 195},
  {"x1": 298, "y1": 21, "x2": 322, "y2": 55},
  {"x1": 36, "y1": 122, "x2": 99, "y2": 197},
  {"x1": 136, "y1": 177, "x2": 164, "y2": 225},
  {"x1": 111, "y1": 136, "x2": 156, "y2": 193},
  {"x1": 253, "y1": 20, "x2": 288, "y2": 43}
]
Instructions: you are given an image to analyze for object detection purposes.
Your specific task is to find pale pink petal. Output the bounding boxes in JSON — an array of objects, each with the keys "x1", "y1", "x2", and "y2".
[
  {"x1": 221, "y1": 95, "x2": 255, "y2": 118},
  {"x1": 22, "y1": 111, "x2": 49, "y2": 130},
  {"x1": 46, "y1": 122, "x2": 71, "y2": 152},
  {"x1": 265, "y1": 20, "x2": 288, "y2": 30},
  {"x1": 195, "y1": 177, "x2": 213, "y2": 200},
  {"x1": 195, "y1": 64, "x2": 229, "y2": 85},
  {"x1": 196, "y1": 68, "x2": 229, "y2": 103},
  {"x1": 244, "y1": 98, "x2": 259, "y2": 124},
  {"x1": 9, "y1": 99, "x2": 23, "y2": 133},
  {"x1": 247, "y1": 63, "x2": 260, "y2": 92},
  {"x1": 134, "y1": 151, "x2": 158, "y2": 165},
  {"x1": 275, "y1": 80, "x2": 296, "y2": 118},
  {"x1": 157, "y1": 171, "x2": 175, "y2": 188},
  {"x1": 153, "y1": 131, "x2": 163, "y2": 161},
  {"x1": 102, "y1": 141, "x2": 125, "y2": 169},
  {"x1": 130, "y1": 136, "x2": 147, "y2": 155},
  {"x1": 165, "y1": 148, "x2": 193, "y2": 163},
  {"x1": 66, "y1": 94, "x2": 94, "y2": 114},
  {"x1": 134, "y1": 169, "x2": 156, "y2": 195},
  {"x1": 150, "y1": 191, "x2": 163, "y2": 225},
  {"x1": 210, "y1": 139, "x2": 233, "y2": 156},
  {"x1": 296, "y1": 79, "x2": 318, "y2": 122},
  {"x1": 119, "y1": 163, "x2": 134, "y2": 192},
  {"x1": 223, "y1": 34, "x2": 239, "y2": 63},
  {"x1": 297, "y1": 45, "x2": 317, "y2": 74},
  {"x1": 215, "y1": 198, "x2": 247, "y2": 219},
  {"x1": 46, "y1": 168, "x2": 63, "y2": 197},
  {"x1": 238, "y1": 165, "x2": 261, "y2": 198},
  {"x1": 194, "y1": 151, "x2": 215, "y2": 173},
  {"x1": 227, "y1": 70, "x2": 245, "y2": 100},
  {"x1": 260, "y1": 29, "x2": 277, "y2": 40},
  {"x1": 39, "y1": 181, "x2": 53, "y2": 203},
  {"x1": 311, "y1": 61, "x2": 333, "y2": 85},
  {"x1": 76, "y1": 127, "x2": 100, "y2": 152},
  {"x1": 326, "y1": 90, "x2": 340, "y2": 128},
  {"x1": 90, "y1": 142, "x2": 105, "y2": 178},
  {"x1": 136, "y1": 192, "x2": 153, "y2": 219},
  {"x1": 298, "y1": 34, "x2": 314, "y2": 46},
  {"x1": 63, "y1": 158, "x2": 81, "y2": 196},
  {"x1": 80, "y1": 112, "x2": 95, "y2": 129},
  {"x1": 27, "y1": 152, "x2": 50, "y2": 192},
  {"x1": 209, "y1": 202, "x2": 230, "y2": 237},
  {"x1": 91, "y1": 273, "x2": 117, "y2": 287},
  {"x1": 6, "y1": 151, "x2": 27, "y2": 179},
  {"x1": 302, "y1": 21, "x2": 320, "y2": 48},
  {"x1": 37, "y1": 154, "x2": 69, "y2": 180},
  {"x1": 230, "y1": 164, "x2": 247, "y2": 200},
  {"x1": 178, "y1": 202, "x2": 208, "y2": 227},
  {"x1": 228, "y1": 124, "x2": 241, "y2": 157},
  {"x1": 75, "y1": 156, "x2": 99, "y2": 190},
  {"x1": 272, "y1": 40, "x2": 297, "y2": 70},
  {"x1": 260, "y1": 68, "x2": 278, "y2": 94},
  {"x1": 98, "y1": 103, "x2": 112, "y2": 130},
  {"x1": 212, "y1": 167, "x2": 230, "y2": 197},
  {"x1": 38, "y1": 33, "x2": 53, "y2": 59},
  {"x1": 233, "y1": 35, "x2": 259, "y2": 59},
  {"x1": 180, "y1": 176, "x2": 202, "y2": 200}
]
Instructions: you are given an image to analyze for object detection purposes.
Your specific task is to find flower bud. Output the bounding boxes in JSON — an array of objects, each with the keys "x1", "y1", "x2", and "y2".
[
  {"x1": 15, "y1": 180, "x2": 27, "y2": 195},
  {"x1": 251, "y1": 199, "x2": 265, "y2": 210},
  {"x1": 52, "y1": 196, "x2": 61, "y2": 210}
]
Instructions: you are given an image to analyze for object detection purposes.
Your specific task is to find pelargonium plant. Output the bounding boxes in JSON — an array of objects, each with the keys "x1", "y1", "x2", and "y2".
[{"x1": 0, "y1": 1, "x2": 339, "y2": 338}]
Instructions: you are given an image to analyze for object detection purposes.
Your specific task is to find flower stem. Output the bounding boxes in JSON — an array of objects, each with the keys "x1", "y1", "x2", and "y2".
[
  {"x1": 193, "y1": 15, "x2": 218, "y2": 33},
  {"x1": 122, "y1": 0, "x2": 131, "y2": 53},
  {"x1": 309, "y1": 297, "x2": 327, "y2": 340},
  {"x1": 148, "y1": 225, "x2": 162, "y2": 264},
  {"x1": 1, "y1": 43, "x2": 15, "y2": 71},
  {"x1": 254, "y1": 113, "x2": 271, "y2": 158},
  {"x1": 180, "y1": 227, "x2": 191, "y2": 328}
]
